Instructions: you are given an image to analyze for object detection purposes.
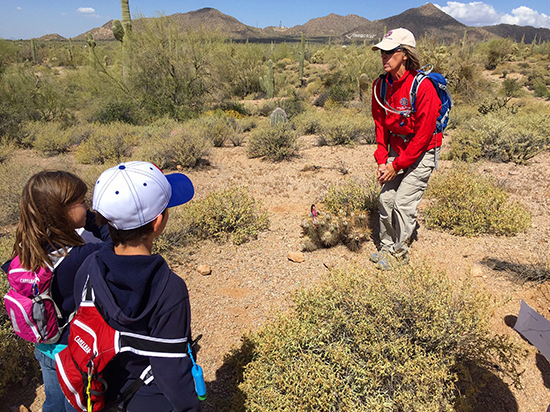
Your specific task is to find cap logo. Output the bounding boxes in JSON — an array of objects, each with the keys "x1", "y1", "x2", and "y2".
[{"x1": 384, "y1": 30, "x2": 393, "y2": 39}]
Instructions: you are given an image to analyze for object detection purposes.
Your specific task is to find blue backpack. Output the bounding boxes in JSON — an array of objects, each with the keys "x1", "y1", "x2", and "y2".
[{"x1": 378, "y1": 65, "x2": 453, "y2": 135}]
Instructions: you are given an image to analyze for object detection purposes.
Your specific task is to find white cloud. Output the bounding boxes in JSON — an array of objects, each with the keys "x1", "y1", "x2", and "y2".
[
  {"x1": 77, "y1": 7, "x2": 96, "y2": 14},
  {"x1": 434, "y1": 1, "x2": 550, "y2": 28},
  {"x1": 17, "y1": 6, "x2": 22, "y2": 10},
  {"x1": 501, "y1": 6, "x2": 550, "y2": 28}
]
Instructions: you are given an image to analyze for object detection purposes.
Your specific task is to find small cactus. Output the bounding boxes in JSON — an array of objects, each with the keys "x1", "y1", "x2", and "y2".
[
  {"x1": 270, "y1": 107, "x2": 287, "y2": 127},
  {"x1": 300, "y1": 206, "x2": 370, "y2": 252},
  {"x1": 359, "y1": 73, "x2": 369, "y2": 102}
]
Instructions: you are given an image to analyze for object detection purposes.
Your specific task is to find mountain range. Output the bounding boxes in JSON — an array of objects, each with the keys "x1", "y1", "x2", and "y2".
[{"x1": 38, "y1": 3, "x2": 550, "y2": 44}]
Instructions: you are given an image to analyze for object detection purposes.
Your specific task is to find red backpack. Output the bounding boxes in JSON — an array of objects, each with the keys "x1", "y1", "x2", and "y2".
[{"x1": 55, "y1": 279, "x2": 190, "y2": 412}]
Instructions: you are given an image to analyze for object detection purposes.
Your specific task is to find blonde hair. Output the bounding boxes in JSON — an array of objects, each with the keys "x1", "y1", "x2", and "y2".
[
  {"x1": 14, "y1": 171, "x2": 87, "y2": 271},
  {"x1": 401, "y1": 45, "x2": 421, "y2": 71}
]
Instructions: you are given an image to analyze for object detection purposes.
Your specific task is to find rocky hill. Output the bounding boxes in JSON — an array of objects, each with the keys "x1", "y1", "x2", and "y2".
[
  {"x1": 37, "y1": 33, "x2": 67, "y2": 41},
  {"x1": 344, "y1": 4, "x2": 493, "y2": 44},
  {"x1": 65, "y1": 3, "x2": 550, "y2": 44},
  {"x1": 482, "y1": 23, "x2": 550, "y2": 43}
]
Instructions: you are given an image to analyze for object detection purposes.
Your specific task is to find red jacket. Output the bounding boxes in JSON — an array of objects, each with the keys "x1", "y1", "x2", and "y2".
[{"x1": 372, "y1": 69, "x2": 442, "y2": 171}]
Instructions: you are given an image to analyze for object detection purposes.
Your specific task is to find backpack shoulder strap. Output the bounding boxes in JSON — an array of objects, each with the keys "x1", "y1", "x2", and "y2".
[
  {"x1": 378, "y1": 73, "x2": 388, "y2": 105},
  {"x1": 409, "y1": 71, "x2": 428, "y2": 113}
]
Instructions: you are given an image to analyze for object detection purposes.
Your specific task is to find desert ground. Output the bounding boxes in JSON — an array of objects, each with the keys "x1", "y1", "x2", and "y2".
[{"x1": 3, "y1": 131, "x2": 550, "y2": 411}]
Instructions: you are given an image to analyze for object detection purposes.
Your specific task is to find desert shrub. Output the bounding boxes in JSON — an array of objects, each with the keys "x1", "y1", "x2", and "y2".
[
  {"x1": 501, "y1": 78, "x2": 522, "y2": 97},
  {"x1": 274, "y1": 91, "x2": 307, "y2": 118},
  {"x1": 484, "y1": 38, "x2": 516, "y2": 70},
  {"x1": 90, "y1": 101, "x2": 140, "y2": 125},
  {"x1": 0, "y1": 143, "x2": 15, "y2": 164},
  {"x1": 212, "y1": 101, "x2": 249, "y2": 117},
  {"x1": 323, "y1": 176, "x2": 379, "y2": 215},
  {"x1": 127, "y1": 21, "x2": 225, "y2": 120},
  {"x1": 177, "y1": 186, "x2": 269, "y2": 245},
  {"x1": 292, "y1": 109, "x2": 324, "y2": 135},
  {"x1": 74, "y1": 122, "x2": 140, "y2": 164},
  {"x1": 449, "y1": 105, "x2": 550, "y2": 164},
  {"x1": 327, "y1": 84, "x2": 353, "y2": 104},
  {"x1": 0, "y1": 161, "x2": 42, "y2": 226},
  {"x1": 21, "y1": 121, "x2": 79, "y2": 155},
  {"x1": 247, "y1": 122, "x2": 299, "y2": 161},
  {"x1": 532, "y1": 79, "x2": 550, "y2": 98},
  {"x1": 197, "y1": 112, "x2": 242, "y2": 147},
  {"x1": 445, "y1": 103, "x2": 478, "y2": 131},
  {"x1": 318, "y1": 109, "x2": 374, "y2": 145},
  {"x1": 137, "y1": 122, "x2": 211, "y2": 169},
  {"x1": 237, "y1": 265, "x2": 523, "y2": 411},
  {"x1": 0, "y1": 234, "x2": 41, "y2": 398},
  {"x1": 236, "y1": 116, "x2": 257, "y2": 133},
  {"x1": 301, "y1": 208, "x2": 370, "y2": 252},
  {"x1": 476, "y1": 97, "x2": 516, "y2": 115},
  {"x1": 424, "y1": 165, "x2": 531, "y2": 236}
]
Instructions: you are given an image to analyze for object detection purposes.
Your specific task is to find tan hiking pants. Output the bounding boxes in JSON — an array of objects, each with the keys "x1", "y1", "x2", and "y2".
[{"x1": 378, "y1": 147, "x2": 440, "y2": 256}]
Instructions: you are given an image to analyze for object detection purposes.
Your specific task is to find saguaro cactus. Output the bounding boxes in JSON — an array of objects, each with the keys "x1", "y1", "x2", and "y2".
[
  {"x1": 30, "y1": 38, "x2": 37, "y2": 64},
  {"x1": 111, "y1": 0, "x2": 132, "y2": 80},
  {"x1": 299, "y1": 32, "x2": 305, "y2": 84},
  {"x1": 121, "y1": 0, "x2": 132, "y2": 33},
  {"x1": 259, "y1": 59, "x2": 274, "y2": 99}
]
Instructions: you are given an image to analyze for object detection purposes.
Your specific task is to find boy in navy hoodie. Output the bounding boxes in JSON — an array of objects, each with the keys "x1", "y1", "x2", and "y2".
[{"x1": 73, "y1": 161, "x2": 200, "y2": 412}]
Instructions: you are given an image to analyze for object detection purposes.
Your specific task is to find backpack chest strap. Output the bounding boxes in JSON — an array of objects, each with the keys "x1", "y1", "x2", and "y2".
[{"x1": 389, "y1": 132, "x2": 414, "y2": 143}]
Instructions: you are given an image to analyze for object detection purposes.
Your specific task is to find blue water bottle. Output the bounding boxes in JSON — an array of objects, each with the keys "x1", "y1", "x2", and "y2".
[{"x1": 188, "y1": 343, "x2": 206, "y2": 401}]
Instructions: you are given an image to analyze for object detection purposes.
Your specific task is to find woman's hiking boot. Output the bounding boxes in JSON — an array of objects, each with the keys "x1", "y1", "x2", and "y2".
[{"x1": 375, "y1": 250, "x2": 410, "y2": 271}]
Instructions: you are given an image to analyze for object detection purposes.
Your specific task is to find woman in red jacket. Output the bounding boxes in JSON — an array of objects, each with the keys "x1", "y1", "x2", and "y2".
[{"x1": 370, "y1": 28, "x2": 441, "y2": 270}]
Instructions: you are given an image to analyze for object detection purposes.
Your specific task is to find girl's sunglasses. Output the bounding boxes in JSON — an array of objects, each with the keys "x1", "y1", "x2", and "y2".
[{"x1": 381, "y1": 47, "x2": 403, "y2": 56}]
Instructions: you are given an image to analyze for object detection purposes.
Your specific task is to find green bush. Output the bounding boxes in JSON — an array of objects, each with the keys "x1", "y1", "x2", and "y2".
[
  {"x1": 197, "y1": 112, "x2": 242, "y2": 147},
  {"x1": 483, "y1": 38, "x2": 516, "y2": 70},
  {"x1": 137, "y1": 122, "x2": 211, "y2": 169},
  {"x1": 0, "y1": 161, "x2": 42, "y2": 226},
  {"x1": 0, "y1": 142, "x2": 15, "y2": 164},
  {"x1": 176, "y1": 186, "x2": 269, "y2": 246},
  {"x1": 237, "y1": 265, "x2": 523, "y2": 411},
  {"x1": 247, "y1": 122, "x2": 299, "y2": 161},
  {"x1": 317, "y1": 110, "x2": 374, "y2": 146},
  {"x1": 449, "y1": 103, "x2": 550, "y2": 164},
  {"x1": 292, "y1": 109, "x2": 325, "y2": 135},
  {"x1": 75, "y1": 122, "x2": 139, "y2": 164},
  {"x1": 323, "y1": 176, "x2": 379, "y2": 215},
  {"x1": 0, "y1": 233, "x2": 41, "y2": 398},
  {"x1": 424, "y1": 165, "x2": 531, "y2": 236},
  {"x1": 90, "y1": 101, "x2": 139, "y2": 125},
  {"x1": 501, "y1": 78, "x2": 522, "y2": 97},
  {"x1": 21, "y1": 121, "x2": 79, "y2": 155}
]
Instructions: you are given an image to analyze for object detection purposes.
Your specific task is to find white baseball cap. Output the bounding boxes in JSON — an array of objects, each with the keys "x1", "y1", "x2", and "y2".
[
  {"x1": 372, "y1": 28, "x2": 416, "y2": 51},
  {"x1": 93, "y1": 161, "x2": 194, "y2": 230}
]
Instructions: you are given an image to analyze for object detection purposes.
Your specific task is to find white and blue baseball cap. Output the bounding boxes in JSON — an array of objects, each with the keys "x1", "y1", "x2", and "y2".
[{"x1": 93, "y1": 161, "x2": 194, "y2": 230}]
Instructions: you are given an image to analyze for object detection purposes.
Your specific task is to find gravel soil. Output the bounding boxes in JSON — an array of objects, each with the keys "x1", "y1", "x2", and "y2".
[{"x1": 4, "y1": 138, "x2": 550, "y2": 412}]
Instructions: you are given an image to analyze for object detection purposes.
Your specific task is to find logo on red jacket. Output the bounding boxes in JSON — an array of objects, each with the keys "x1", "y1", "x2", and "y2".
[{"x1": 400, "y1": 97, "x2": 409, "y2": 106}]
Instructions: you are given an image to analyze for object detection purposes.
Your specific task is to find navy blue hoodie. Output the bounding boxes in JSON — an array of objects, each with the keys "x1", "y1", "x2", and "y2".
[{"x1": 74, "y1": 243, "x2": 200, "y2": 412}]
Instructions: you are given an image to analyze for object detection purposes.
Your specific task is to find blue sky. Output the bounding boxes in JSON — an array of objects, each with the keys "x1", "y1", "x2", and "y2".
[{"x1": 1, "y1": 0, "x2": 549, "y2": 40}]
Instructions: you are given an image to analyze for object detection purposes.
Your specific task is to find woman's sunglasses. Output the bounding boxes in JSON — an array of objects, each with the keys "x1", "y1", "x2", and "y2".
[{"x1": 381, "y1": 47, "x2": 403, "y2": 56}]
